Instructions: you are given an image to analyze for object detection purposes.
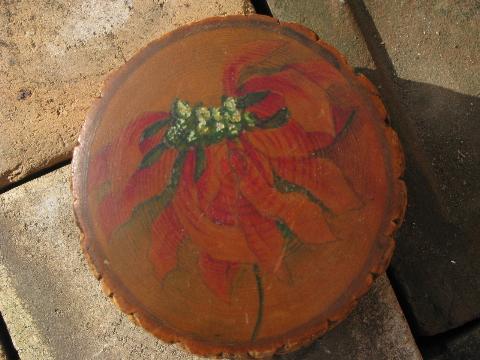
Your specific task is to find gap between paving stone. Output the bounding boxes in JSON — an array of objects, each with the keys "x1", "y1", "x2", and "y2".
[
  {"x1": 0, "y1": 159, "x2": 72, "y2": 196},
  {"x1": 250, "y1": 0, "x2": 272, "y2": 16}
]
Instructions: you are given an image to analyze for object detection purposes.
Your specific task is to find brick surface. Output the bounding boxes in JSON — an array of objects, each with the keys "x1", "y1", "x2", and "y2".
[
  {"x1": 0, "y1": 0, "x2": 253, "y2": 189},
  {"x1": 363, "y1": 0, "x2": 480, "y2": 336},
  {"x1": 268, "y1": 0, "x2": 374, "y2": 69},
  {"x1": 0, "y1": 166, "x2": 421, "y2": 359}
]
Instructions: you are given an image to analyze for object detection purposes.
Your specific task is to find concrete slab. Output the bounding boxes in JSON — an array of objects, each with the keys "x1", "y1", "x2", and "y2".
[
  {"x1": 0, "y1": 0, "x2": 254, "y2": 189},
  {"x1": 362, "y1": 0, "x2": 480, "y2": 336},
  {"x1": 268, "y1": 0, "x2": 374, "y2": 69},
  {"x1": 0, "y1": 166, "x2": 421, "y2": 359}
]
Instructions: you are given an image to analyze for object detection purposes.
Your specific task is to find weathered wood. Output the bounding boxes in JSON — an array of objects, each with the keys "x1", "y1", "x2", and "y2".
[{"x1": 72, "y1": 15, "x2": 406, "y2": 358}]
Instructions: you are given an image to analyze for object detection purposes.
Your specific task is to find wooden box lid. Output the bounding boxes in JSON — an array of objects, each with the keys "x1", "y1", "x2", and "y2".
[{"x1": 72, "y1": 15, "x2": 406, "y2": 358}]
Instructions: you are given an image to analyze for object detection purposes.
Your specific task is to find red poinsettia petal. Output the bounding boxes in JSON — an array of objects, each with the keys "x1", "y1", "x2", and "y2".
[
  {"x1": 238, "y1": 139, "x2": 273, "y2": 185},
  {"x1": 196, "y1": 143, "x2": 228, "y2": 218},
  {"x1": 150, "y1": 206, "x2": 185, "y2": 280},
  {"x1": 203, "y1": 154, "x2": 238, "y2": 226},
  {"x1": 201, "y1": 140, "x2": 272, "y2": 226},
  {"x1": 331, "y1": 105, "x2": 356, "y2": 134},
  {"x1": 288, "y1": 60, "x2": 348, "y2": 92},
  {"x1": 245, "y1": 92, "x2": 285, "y2": 119},
  {"x1": 243, "y1": 122, "x2": 333, "y2": 159},
  {"x1": 88, "y1": 112, "x2": 169, "y2": 194},
  {"x1": 109, "y1": 111, "x2": 170, "y2": 195},
  {"x1": 271, "y1": 156, "x2": 362, "y2": 214},
  {"x1": 291, "y1": 61, "x2": 367, "y2": 133},
  {"x1": 240, "y1": 67, "x2": 334, "y2": 135},
  {"x1": 231, "y1": 149, "x2": 336, "y2": 245},
  {"x1": 122, "y1": 147, "x2": 178, "y2": 206},
  {"x1": 237, "y1": 196, "x2": 285, "y2": 273},
  {"x1": 97, "y1": 147, "x2": 178, "y2": 239},
  {"x1": 172, "y1": 151, "x2": 257, "y2": 263},
  {"x1": 223, "y1": 39, "x2": 287, "y2": 96},
  {"x1": 198, "y1": 253, "x2": 239, "y2": 303}
]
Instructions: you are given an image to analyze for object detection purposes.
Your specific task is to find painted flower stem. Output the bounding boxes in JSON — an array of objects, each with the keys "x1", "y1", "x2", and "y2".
[{"x1": 251, "y1": 263, "x2": 264, "y2": 341}]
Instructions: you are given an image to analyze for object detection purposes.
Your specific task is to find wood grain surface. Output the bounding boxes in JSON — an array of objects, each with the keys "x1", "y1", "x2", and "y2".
[{"x1": 72, "y1": 15, "x2": 406, "y2": 358}]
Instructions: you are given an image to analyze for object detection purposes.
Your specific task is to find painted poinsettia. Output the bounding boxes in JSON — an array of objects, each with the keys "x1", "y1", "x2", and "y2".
[{"x1": 88, "y1": 41, "x2": 361, "y2": 314}]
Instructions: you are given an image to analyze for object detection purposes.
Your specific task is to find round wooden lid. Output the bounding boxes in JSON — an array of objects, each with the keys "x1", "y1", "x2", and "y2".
[{"x1": 72, "y1": 15, "x2": 406, "y2": 358}]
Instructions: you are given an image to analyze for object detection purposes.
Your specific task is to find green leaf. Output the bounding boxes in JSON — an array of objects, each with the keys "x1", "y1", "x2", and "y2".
[
  {"x1": 131, "y1": 150, "x2": 187, "y2": 219},
  {"x1": 312, "y1": 109, "x2": 356, "y2": 157},
  {"x1": 237, "y1": 91, "x2": 270, "y2": 109},
  {"x1": 250, "y1": 263, "x2": 264, "y2": 341},
  {"x1": 140, "y1": 118, "x2": 170, "y2": 142},
  {"x1": 146, "y1": 150, "x2": 187, "y2": 211},
  {"x1": 273, "y1": 172, "x2": 331, "y2": 213},
  {"x1": 255, "y1": 108, "x2": 289, "y2": 129},
  {"x1": 275, "y1": 220, "x2": 303, "y2": 252},
  {"x1": 194, "y1": 146, "x2": 206, "y2": 181},
  {"x1": 139, "y1": 142, "x2": 168, "y2": 169},
  {"x1": 168, "y1": 150, "x2": 188, "y2": 189},
  {"x1": 340, "y1": 109, "x2": 356, "y2": 136}
]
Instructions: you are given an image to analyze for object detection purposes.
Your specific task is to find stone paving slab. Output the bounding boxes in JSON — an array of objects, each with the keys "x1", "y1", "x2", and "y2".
[
  {"x1": 0, "y1": 335, "x2": 6, "y2": 360},
  {"x1": 0, "y1": 0, "x2": 253, "y2": 189},
  {"x1": 0, "y1": 166, "x2": 421, "y2": 359},
  {"x1": 267, "y1": 0, "x2": 374, "y2": 69},
  {"x1": 0, "y1": 313, "x2": 13, "y2": 360},
  {"x1": 423, "y1": 321, "x2": 480, "y2": 360},
  {"x1": 362, "y1": 0, "x2": 480, "y2": 336}
]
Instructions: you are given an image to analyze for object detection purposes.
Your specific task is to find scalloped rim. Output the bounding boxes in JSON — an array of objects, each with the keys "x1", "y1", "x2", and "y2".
[{"x1": 71, "y1": 14, "x2": 407, "y2": 359}]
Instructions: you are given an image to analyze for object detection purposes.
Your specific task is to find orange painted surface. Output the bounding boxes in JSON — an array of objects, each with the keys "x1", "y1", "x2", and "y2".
[{"x1": 73, "y1": 15, "x2": 405, "y2": 357}]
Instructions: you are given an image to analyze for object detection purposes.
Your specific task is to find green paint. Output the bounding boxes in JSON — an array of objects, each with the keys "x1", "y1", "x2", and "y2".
[
  {"x1": 335, "y1": 109, "x2": 356, "y2": 142},
  {"x1": 131, "y1": 150, "x2": 187, "y2": 220},
  {"x1": 255, "y1": 108, "x2": 290, "y2": 129},
  {"x1": 275, "y1": 219, "x2": 303, "y2": 253},
  {"x1": 194, "y1": 146, "x2": 206, "y2": 181},
  {"x1": 313, "y1": 109, "x2": 356, "y2": 156},
  {"x1": 273, "y1": 172, "x2": 331, "y2": 213},
  {"x1": 138, "y1": 95, "x2": 290, "y2": 170},
  {"x1": 236, "y1": 91, "x2": 270, "y2": 109},
  {"x1": 251, "y1": 264, "x2": 264, "y2": 341},
  {"x1": 141, "y1": 118, "x2": 171, "y2": 142},
  {"x1": 139, "y1": 142, "x2": 168, "y2": 169},
  {"x1": 167, "y1": 150, "x2": 188, "y2": 189}
]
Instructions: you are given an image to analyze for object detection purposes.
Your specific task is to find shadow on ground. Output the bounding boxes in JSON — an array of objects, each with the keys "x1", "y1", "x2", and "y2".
[{"x1": 0, "y1": 312, "x2": 19, "y2": 360}]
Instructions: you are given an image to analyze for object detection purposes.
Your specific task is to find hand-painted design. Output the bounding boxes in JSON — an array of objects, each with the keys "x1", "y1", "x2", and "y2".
[
  {"x1": 87, "y1": 39, "x2": 364, "y2": 340},
  {"x1": 141, "y1": 95, "x2": 288, "y2": 157}
]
